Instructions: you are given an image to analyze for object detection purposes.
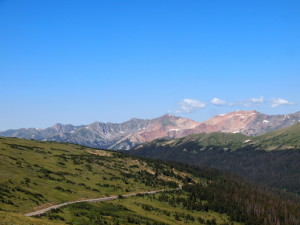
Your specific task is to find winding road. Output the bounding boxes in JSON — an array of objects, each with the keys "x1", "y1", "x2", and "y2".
[{"x1": 24, "y1": 189, "x2": 176, "y2": 217}]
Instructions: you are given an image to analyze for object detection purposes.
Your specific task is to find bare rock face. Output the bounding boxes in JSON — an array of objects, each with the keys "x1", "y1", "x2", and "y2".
[
  {"x1": 1, "y1": 111, "x2": 300, "y2": 150},
  {"x1": 240, "y1": 111, "x2": 300, "y2": 136},
  {"x1": 109, "y1": 114, "x2": 202, "y2": 150},
  {"x1": 203, "y1": 110, "x2": 258, "y2": 133},
  {"x1": 186, "y1": 110, "x2": 300, "y2": 136}
]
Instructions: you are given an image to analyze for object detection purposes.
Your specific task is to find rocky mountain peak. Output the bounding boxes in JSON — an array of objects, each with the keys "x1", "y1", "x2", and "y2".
[
  {"x1": 51, "y1": 123, "x2": 64, "y2": 131},
  {"x1": 160, "y1": 114, "x2": 181, "y2": 119}
]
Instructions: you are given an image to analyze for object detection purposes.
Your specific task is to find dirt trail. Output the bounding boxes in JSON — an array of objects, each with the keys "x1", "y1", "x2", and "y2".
[{"x1": 25, "y1": 188, "x2": 177, "y2": 217}]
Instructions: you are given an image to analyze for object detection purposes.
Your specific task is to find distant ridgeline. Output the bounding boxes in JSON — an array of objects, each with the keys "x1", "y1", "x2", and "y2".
[
  {"x1": 0, "y1": 137, "x2": 299, "y2": 224},
  {"x1": 1, "y1": 110, "x2": 300, "y2": 150},
  {"x1": 130, "y1": 123, "x2": 300, "y2": 194}
]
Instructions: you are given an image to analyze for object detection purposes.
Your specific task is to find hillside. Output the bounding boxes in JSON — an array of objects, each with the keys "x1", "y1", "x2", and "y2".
[
  {"x1": 0, "y1": 211, "x2": 64, "y2": 225},
  {"x1": 251, "y1": 123, "x2": 300, "y2": 150},
  {"x1": 131, "y1": 124, "x2": 300, "y2": 194},
  {"x1": 1, "y1": 137, "x2": 300, "y2": 224},
  {"x1": 38, "y1": 190, "x2": 243, "y2": 225},
  {"x1": 0, "y1": 137, "x2": 192, "y2": 214},
  {"x1": 1, "y1": 111, "x2": 300, "y2": 150},
  {"x1": 30, "y1": 164, "x2": 300, "y2": 225},
  {"x1": 135, "y1": 132, "x2": 249, "y2": 152}
]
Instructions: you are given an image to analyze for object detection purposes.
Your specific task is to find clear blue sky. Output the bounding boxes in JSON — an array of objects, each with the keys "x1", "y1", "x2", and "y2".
[{"x1": 1, "y1": 0, "x2": 299, "y2": 130}]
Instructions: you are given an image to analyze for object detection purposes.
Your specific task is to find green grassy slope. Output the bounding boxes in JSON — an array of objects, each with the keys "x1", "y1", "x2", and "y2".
[
  {"x1": 0, "y1": 137, "x2": 193, "y2": 214},
  {"x1": 251, "y1": 123, "x2": 300, "y2": 150},
  {"x1": 137, "y1": 132, "x2": 249, "y2": 152},
  {"x1": 0, "y1": 137, "x2": 245, "y2": 225},
  {"x1": 40, "y1": 192, "x2": 242, "y2": 225},
  {"x1": 0, "y1": 211, "x2": 65, "y2": 225}
]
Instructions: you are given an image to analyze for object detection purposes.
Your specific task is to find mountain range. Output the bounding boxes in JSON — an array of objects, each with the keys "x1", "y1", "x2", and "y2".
[{"x1": 1, "y1": 110, "x2": 300, "y2": 150}]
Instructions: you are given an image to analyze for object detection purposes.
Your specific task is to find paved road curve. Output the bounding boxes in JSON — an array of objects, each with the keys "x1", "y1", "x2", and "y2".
[{"x1": 24, "y1": 189, "x2": 174, "y2": 217}]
